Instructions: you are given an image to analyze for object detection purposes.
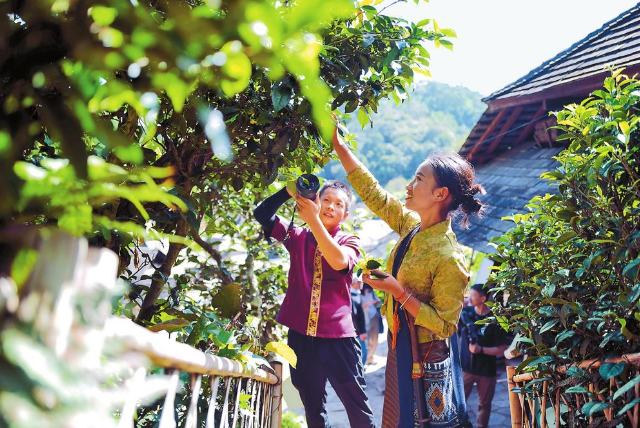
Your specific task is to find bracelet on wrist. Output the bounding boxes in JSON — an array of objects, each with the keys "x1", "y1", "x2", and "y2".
[
  {"x1": 396, "y1": 288, "x2": 408, "y2": 302},
  {"x1": 400, "y1": 293, "x2": 413, "y2": 309}
]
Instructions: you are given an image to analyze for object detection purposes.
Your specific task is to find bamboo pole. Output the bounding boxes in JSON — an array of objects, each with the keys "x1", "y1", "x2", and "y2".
[
  {"x1": 205, "y1": 377, "x2": 220, "y2": 428},
  {"x1": 270, "y1": 362, "x2": 283, "y2": 428},
  {"x1": 507, "y1": 366, "x2": 524, "y2": 428},
  {"x1": 540, "y1": 381, "x2": 548, "y2": 428},
  {"x1": 231, "y1": 378, "x2": 242, "y2": 428},
  {"x1": 634, "y1": 380, "x2": 639, "y2": 427},
  {"x1": 158, "y1": 370, "x2": 180, "y2": 428},
  {"x1": 588, "y1": 383, "x2": 594, "y2": 424},
  {"x1": 185, "y1": 374, "x2": 202, "y2": 428},
  {"x1": 220, "y1": 377, "x2": 232, "y2": 428},
  {"x1": 117, "y1": 367, "x2": 147, "y2": 428},
  {"x1": 555, "y1": 388, "x2": 561, "y2": 425}
]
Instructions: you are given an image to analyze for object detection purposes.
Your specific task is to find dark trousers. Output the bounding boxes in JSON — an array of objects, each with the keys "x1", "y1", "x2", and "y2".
[
  {"x1": 288, "y1": 330, "x2": 375, "y2": 428},
  {"x1": 463, "y1": 371, "x2": 497, "y2": 428}
]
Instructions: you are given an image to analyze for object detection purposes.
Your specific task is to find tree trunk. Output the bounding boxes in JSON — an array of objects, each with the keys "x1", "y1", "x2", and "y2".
[
  {"x1": 137, "y1": 217, "x2": 188, "y2": 322},
  {"x1": 243, "y1": 250, "x2": 262, "y2": 318}
]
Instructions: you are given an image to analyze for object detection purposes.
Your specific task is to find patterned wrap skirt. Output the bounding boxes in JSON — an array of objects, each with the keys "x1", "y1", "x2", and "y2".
[{"x1": 382, "y1": 333, "x2": 472, "y2": 428}]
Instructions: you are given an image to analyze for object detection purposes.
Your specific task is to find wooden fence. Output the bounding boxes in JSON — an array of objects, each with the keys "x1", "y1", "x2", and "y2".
[
  {"x1": 108, "y1": 318, "x2": 283, "y2": 428},
  {"x1": 507, "y1": 354, "x2": 640, "y2": 427},
  {"x1": 4, "y1": 230, "x2": 284, "y2": 428}
]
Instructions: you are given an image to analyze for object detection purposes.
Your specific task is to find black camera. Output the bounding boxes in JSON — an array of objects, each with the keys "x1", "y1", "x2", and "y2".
[{"x1": 296, "y1": 174, "x2": 320, "y2": 200}]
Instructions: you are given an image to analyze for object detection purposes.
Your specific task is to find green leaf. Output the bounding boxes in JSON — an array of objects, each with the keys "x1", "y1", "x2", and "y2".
[
  {"x1": 541, "y1": 284, "x2": 556, "y2": 299},
  {"x1": 582, "y1": 400, "x2": 613, "y2": 417},
  {"x1": 599, "y1": 362, "x2": 626, "y2": 380},
  {"x1": 556, "y1": 209, "x2": 575, "y2": 221},
  {"x1": 14, "y1": 162, "x2": 46, "y2": 181},
  {"x1": 0, "y1": 130, "x2": 10, "y2": 156},
  {"x1": 438, "y1": 40, "x2": 454, "y2": 51},
  {"x1": 186, "y1": 316, "x2": 208, "y2": 345},
  {"x1": 440, "y1": 28, "x2": 457, "y2": 38},
  {"x1": 613, "y1": 375, "x2": 640, "y2": 400},
  {"x1": 211, "y1": 283, "x2": 242, "y2": 319},
  {"x1": 10, "y1": 249, "x2": 39, "y2": 289},
  {"x1": 272, "y1": 81, "x2": 293, "y2": 112},
  {"x1": 152, "y1": 72, "x2": 191, "y2": 112},
  {"x1": 216, "y1": 329, "x2": 234, "y2": 345},
  {"x1": 1, "y1": 330, "x2": 73, "y2": 396},
  {"x1": 345, "y1": 98, "x2": 359, "y2": 114},
  {"x1": 220, "y1": 42, "x2": 252, "y2": 96},
  {"x1": 623, "y1": 258, "x2": 640, "y2": 280},
  {"x1": 556, "y1": 231, "x2": 576, "y2": 245},
  {"x1": 565, "y1": 385, "x2": 588, "y2": 393},
  {"x1": 357, "y1": 107, "x2": 370, "y2": 128},
  {"x1": 555, "y1": 330, "x2": 574, "y2": 344},
  {"x1": 539, "y1": 319, "x2": 559, "y2": 334},
  {"x1": 266, "y1": 341, "x2": 297, "y2": 368},
  {"x1": 516, "y1": 355, "x2": 554, "y2": 373},
  {"x1": 113, "y1": 145, "x2": 144, "y2": 164},
  {"x1": 90, "y1": 6, "x2": 118, "y2": 26},
  {"x1": 617, "y1": 397, "x2": 640, "y2": 417}
]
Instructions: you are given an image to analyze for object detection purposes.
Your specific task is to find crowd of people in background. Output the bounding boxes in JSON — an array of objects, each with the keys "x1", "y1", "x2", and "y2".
[{"x1": 351, "y1": 279, "x2": 384, "y2": 367}]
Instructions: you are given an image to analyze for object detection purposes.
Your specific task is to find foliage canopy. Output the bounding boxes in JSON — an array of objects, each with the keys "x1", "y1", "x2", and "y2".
[{"x1": 0, "y1": 0, "x2": 456, "y2": 426}]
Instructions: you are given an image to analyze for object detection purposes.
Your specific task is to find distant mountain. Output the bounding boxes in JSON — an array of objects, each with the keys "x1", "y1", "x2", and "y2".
[{"x1": 322, "y1": 81, "x2": 485, "y2": 193}]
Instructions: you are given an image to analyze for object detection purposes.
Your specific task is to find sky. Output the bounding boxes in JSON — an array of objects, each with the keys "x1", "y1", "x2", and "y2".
[{"x1": 388, "y1": 0, "x2": 639, "y2": 96}]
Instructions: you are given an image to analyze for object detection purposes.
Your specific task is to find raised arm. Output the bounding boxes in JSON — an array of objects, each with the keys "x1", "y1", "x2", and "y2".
[
  {"x1": 332, "y1": 125, "x2": 362, "y2": 174},
  {"x1": 295, "y1": 194, "x2": 356, "y2": 271},
  {"x1": 332, "y1": 126, "x2": 418, "y2": 235},
  {"x1": 253, "y1": 187, "x2": 293, "y2": 239}
]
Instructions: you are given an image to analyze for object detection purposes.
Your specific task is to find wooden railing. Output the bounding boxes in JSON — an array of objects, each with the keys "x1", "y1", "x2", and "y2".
[
  {"x1": 108, "y1": 318, "x2": 283, "y2": 428},
  {"x1": 507, "y1": 354, "x2": 640, "y2": 427},
  {"x1": 2, "y1": 230, "x2": 283, "y2": 428}
]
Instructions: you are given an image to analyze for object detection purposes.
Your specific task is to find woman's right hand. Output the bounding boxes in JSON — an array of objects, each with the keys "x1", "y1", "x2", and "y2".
[
  {"x1": 330, "y1": 114, "x2": 360, "y2": 174},
  {"x1": 331, "y1": 114, "x2": 342, "y2": 151}
]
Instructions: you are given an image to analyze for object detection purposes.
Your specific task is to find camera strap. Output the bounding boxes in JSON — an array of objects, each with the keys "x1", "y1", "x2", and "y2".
[{"x1": 283, "y1": 206, "x2": 296, "y2": 242}]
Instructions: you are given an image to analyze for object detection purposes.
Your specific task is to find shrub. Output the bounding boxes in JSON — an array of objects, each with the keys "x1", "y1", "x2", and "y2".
[{"x1": 489, "y1": 70, "x2": 640, "y2": 423}]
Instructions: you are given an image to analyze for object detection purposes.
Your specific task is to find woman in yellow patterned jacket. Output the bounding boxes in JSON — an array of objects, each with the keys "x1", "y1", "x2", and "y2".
[{"x1": 332, "y1": 124, "x2": 485, "y2": 428}]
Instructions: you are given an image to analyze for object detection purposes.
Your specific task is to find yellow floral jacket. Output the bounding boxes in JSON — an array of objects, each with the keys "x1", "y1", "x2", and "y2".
[{"x1": 347, "y1": 164, "x2": 470, "y2": 343}]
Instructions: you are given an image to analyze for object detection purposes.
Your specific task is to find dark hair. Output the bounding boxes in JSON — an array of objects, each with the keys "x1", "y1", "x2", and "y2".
[
  {"x1": 319, "y1": 180, "x2": 353, "y2": 211},
  {"x1": 470, "y1": 283, "x2": 488, "y2": 298},
  {"x1": 424, "y1": 153, "x2": 486, "y2": 228}
]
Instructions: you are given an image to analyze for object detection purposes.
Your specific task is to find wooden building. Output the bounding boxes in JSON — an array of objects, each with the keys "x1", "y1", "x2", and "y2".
[{"x1": 455, "y1": 3, "x2": 640, "y2": 258}]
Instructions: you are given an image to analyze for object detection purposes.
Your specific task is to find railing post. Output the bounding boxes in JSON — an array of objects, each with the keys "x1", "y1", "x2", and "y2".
[
  {"x1": 159, "y1": 370, "x2": 180, "y2": 428},
  {"x1": 269, "y1": 362, "x2": 283, "y2": 428},
  {"x1": 205, "y1": 376, "x2": 220, "y2": 428},
  {"x1": 507, "y1": 365, "x2": 523, "y2": 428}
]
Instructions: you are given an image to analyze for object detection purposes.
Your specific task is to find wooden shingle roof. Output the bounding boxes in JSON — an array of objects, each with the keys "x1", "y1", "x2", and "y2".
[
  {"x1": 454, "y1": 141, "x2": 563, "y2": 253},
  {"x1": 460, "y1": 4, "x2": 640, "y2": 163}
]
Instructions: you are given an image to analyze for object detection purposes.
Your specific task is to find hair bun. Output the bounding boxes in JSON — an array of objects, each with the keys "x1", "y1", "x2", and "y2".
[
  {"x1": 469, "y1": 184, "x2": 486, "y2": 196},
  {"x1": 461, "y1": 196, "x2": 483, "y2": 215}
]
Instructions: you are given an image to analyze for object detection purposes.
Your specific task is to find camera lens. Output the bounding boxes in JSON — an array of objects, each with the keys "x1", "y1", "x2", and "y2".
[{"x1": 296, "y1": 174, "x2": 320, "y2": 200}]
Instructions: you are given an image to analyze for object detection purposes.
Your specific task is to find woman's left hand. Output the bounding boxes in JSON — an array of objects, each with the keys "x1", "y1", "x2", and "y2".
[{"x1": 363, "y1": 270, "x2": 404, "y2": 298}]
